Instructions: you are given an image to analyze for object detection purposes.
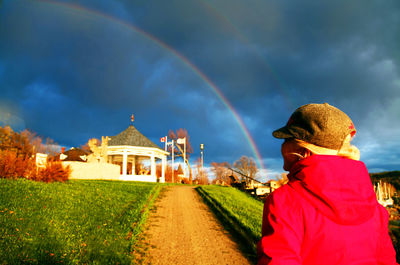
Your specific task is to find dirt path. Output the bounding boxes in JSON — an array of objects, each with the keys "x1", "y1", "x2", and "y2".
[{"x1": 141, "y1": 185, "x2": 252, "y2": 265}]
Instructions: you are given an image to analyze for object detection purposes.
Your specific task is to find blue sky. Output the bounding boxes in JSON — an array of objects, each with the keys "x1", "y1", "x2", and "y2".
[{"x1": 1, "y1": 0, "x2": 399, "y2": 180}]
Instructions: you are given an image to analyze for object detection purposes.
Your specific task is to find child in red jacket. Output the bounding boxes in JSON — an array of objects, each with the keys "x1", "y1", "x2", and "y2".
[{"x1": 257, "y1": 103, "x2": 397, "y2": 265}]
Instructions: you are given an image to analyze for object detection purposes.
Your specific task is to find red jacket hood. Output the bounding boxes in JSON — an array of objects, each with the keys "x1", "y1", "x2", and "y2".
[{"x1": 287, "y1": 155, "x2": 377, "y2": 225}]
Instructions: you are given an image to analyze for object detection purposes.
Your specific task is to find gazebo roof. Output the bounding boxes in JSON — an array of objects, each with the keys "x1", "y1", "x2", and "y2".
[{"x1": 108, "y1": 125, "x2": 162, "y2": 150}]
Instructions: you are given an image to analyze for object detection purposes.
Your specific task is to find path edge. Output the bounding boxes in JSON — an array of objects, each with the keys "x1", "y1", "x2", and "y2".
[
  {"x1": 130, "y1": 184, "x2": 163, "y2": 264},
  {"x1": 195, "y1": 186, "x2": 258, "y2": 264}
]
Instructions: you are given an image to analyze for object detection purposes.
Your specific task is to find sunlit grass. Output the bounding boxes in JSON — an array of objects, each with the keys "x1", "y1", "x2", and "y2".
[
  {"x1": 0, "y1": 179, "x2": 161, "y2": 264},
  {"x1": 196, "y1": 185, "x2": 263, "y2": 261}
]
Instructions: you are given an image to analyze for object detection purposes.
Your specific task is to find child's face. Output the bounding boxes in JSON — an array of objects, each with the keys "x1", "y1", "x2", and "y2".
[{"x1": 281, "y1": 138, "x2": 303, "y2": 171}]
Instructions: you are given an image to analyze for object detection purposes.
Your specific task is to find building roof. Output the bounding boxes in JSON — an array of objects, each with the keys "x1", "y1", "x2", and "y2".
[
  {"x1": 60, "y1": 148, "x2": 88, "y2": 162},
  {"x1": 108, "y1": 125, "x2": 162, "y2": 150}
]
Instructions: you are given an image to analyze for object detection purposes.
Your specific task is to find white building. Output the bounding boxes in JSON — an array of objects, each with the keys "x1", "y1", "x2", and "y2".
[
  {"x1": 64, "y1": 125, "x2": 169, "y2": 183},
  {"x1": 107, "y1": 125, "x2": 169, "y2": 183}
]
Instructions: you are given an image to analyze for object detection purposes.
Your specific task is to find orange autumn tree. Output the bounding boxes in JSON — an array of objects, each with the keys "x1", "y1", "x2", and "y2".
[
  {"x1": 0, "y1": 126, "x2": 34, "y2": 179},
  {"x1": 0, "y1": 126, "x2": 33, "y2": 157},
  {"x1": 0, "y1": 125, "x2": 70, "y2": 182},
  {"x1": 156, "y1": 163, "x2": 183, "y2": 183}
]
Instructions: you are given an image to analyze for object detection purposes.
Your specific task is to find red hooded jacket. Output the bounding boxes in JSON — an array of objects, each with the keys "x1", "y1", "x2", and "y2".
[{"x1": 257, "y1": 155, "x2": 397, "y2": 265}]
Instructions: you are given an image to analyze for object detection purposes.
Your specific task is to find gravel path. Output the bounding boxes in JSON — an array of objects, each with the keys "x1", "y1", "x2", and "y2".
[{"x1": 142, "y1": 185, "x2": 251, "y2": 265}]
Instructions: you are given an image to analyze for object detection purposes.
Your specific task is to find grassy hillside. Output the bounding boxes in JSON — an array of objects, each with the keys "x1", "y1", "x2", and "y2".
[
  {"x1": 0, "y1": 179, "x2": 161, "y2": 264},
  {"x1": 196, "y1": 185, "x2": 263, "y2": 262}
]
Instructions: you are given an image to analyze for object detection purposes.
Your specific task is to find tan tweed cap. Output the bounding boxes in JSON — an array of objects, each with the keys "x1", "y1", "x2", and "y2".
[{"x1": 273, "y1": 103, "x2": 356, "y2": 150}]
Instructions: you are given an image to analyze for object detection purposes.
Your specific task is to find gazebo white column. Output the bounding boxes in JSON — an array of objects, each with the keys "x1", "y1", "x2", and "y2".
[
  {"x1": 161, "y1": 156, "x2": 166, "y2": 183},
  {"x1": 132, "y1": 156, "x2": 136, "y2": 175},
  {"x1": 151, "y1": 154, "x2": 156, "y2": 180},
  {"x1": 122, "y1": 150, "x2": 127, "y2": 176}
]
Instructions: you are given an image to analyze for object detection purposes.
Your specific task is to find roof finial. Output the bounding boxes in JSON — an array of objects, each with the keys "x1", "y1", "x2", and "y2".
[{"x1": 131, "y1": 114, "x2": 134, "y2": 124}]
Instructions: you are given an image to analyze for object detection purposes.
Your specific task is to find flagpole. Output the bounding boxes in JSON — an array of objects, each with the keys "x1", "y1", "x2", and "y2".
[
  {"x1": 183, "y1": 137, "x2": 186, "y2": 180},
  {"x1": 164, "y1": 136, "x2": 168, "y2": 152},
  {"x1": 172, "y1": 140, "x2": 175, "y2": 183}
]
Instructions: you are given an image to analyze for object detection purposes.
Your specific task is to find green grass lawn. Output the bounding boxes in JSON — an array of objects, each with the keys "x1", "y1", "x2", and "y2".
[
  {"x1": 196, "y1": 185, "x2": 263, "y2": 261},
  {"x1": 0, "y1": 179, "x2": 161, "y2": 264}
]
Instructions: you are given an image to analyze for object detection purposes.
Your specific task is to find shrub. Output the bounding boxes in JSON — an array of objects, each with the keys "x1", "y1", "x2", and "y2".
[
  {"x1": 0, "y1": 150, "x2": 70, "y2": 182},
  {"x1": 32, "y1": 162, "x2": 71, "y2": 183},
  {"x1": 0, "y1": 150, "x2": 35, "y2": 179}
]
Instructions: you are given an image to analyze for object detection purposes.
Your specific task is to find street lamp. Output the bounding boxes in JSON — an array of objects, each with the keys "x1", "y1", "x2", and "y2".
[{"x1": 200, "y1": 144, "x2": 204, "y2": 180}]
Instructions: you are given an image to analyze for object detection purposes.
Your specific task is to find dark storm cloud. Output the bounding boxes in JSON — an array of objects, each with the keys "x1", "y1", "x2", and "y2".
[{"x1": 1, "y1": 0, "x2": 399, "y2": 177}]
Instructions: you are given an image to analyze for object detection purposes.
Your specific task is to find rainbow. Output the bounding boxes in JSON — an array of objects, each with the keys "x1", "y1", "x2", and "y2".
[{"x1": 34, "y1": 0, "x2": 267, "y2": 170}]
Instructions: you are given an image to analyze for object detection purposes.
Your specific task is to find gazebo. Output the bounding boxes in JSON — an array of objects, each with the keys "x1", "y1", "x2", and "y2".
[{"x1": 106, "y1": 125, "x2": 169, "y2": 182}]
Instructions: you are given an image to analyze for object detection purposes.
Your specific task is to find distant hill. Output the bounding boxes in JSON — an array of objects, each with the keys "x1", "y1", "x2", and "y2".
[{"x1": 370, "y1": 171, "x2": 400, "y2": 190}]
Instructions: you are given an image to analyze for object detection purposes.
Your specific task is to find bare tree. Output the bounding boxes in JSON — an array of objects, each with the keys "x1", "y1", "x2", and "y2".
[
  {"x1": 168, "y1": 129, "x2": 193, "y2": 157},
  {"x1": 168, "y1": 128, "x2": 193, "y2": 183},
  {"x1": 21, "y1": 129, "x2": 59, "y2": 157},
  {"x1": 0, "y1": 126, "x2": 59, "y2": 157},
  {"x1": 211, "y1": 161, "x2": 233, "y2": 185},
  {"x1": 233, "y1": 156, "x2": 258, "y2": 185},
  {"x1": 194, "y1": 158, "x2": 209, "y2": 185}
]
